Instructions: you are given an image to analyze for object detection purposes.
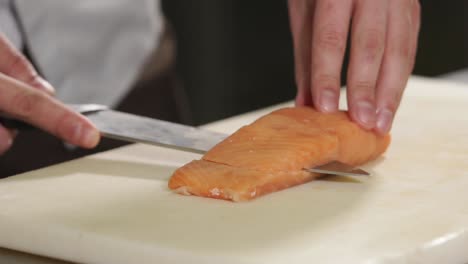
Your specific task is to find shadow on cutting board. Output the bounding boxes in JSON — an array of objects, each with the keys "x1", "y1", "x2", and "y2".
[
  {"x1": 8, "y1": 156, "x2": 176, "y2": 183},
  {"x1": 0, "y1": 247, "x2": 72, "y2": 264}
]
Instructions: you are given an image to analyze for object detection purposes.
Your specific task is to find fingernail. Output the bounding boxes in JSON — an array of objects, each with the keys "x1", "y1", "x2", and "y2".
[
  {"x1": 355, "y1": 101, "x2": 376, "y2": 129},
  {"x1": 320, "y1": 89, "x2": 338, "y2": 112},
  {"x1": 376, "y1": 108, "x2": 394, "y2": 134}
]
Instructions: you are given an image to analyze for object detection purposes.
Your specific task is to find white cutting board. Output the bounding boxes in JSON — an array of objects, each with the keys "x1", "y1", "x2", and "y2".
[{"x1": 1, "y1": 76, "x2": 468, "y2": 264}]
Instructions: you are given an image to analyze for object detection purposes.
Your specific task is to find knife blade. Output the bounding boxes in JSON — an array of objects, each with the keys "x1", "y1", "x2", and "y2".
[
  {"x1": 85, "y1": 109, "x2": 227, "y2": 154},
  {"x1": 82, "y1": 106, "x2": 369, "y2": 177},
  {"x1": 0, "y1": 104, "x2": 369, "y2": 177},
  {"x1": 305, "y1": 161, "x2": 370, "y2": 177}
]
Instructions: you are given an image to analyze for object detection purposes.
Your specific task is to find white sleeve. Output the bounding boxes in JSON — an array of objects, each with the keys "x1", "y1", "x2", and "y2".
[{"x1": 14, "y1": 0, "x2": 163, "y2": 107}]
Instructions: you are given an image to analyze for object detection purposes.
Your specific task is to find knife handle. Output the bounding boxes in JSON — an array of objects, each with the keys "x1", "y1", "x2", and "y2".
[{"x1": 0, "y1": 116, "x2": 34, "y2": 130}]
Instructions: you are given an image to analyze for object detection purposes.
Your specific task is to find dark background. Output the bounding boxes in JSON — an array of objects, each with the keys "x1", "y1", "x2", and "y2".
[{"x1": 162, "y1": 0, "x2": 468, "y2": 125}]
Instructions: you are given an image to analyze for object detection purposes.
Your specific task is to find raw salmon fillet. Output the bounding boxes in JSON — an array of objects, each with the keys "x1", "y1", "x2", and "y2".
[{"x1": 168, "y1": 107, "x2": 390, "y2": 202}]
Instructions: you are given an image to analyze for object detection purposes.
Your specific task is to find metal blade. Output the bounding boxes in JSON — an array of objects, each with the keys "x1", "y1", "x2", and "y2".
[
  {"x1": 85, "y1": 110, "x2": 227, "y2": 154},
  {"x1": 67, "y1": 104, "x2": 109, "y2": 114},
  {"x1": 305, "y1": 161, "x2": 370, "y2": 177}
]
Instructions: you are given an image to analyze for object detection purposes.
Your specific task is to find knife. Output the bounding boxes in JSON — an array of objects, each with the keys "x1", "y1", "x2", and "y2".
[{"x1": 0, "y1": 104, "x2": 369, "y2": 177}]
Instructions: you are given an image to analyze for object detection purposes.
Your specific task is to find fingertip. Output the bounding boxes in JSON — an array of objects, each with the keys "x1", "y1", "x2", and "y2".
[
  {"x1": 375, "y1": 108, "x2": 394, "y2": 135},
  {"x1": 351, "y1": 100, "x2": 377, "y2": 130},
  {"x1": 58, "y1": 114, "x2": 100, "y2": 149},
  {"x1": 81, "y1": 125, "x2": 101, "y2": 149},
  {"x1": 77, "y1": 119, "x2": 100, "y2": 149}
]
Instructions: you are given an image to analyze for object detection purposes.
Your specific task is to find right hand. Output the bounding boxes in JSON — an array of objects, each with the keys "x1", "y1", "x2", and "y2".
[
  {"x1": 0, "y1": 33, "x2": 100, "y2": 154},
  {"x1": 288, "y1": 0, "x2": 420, "y2": 134}
]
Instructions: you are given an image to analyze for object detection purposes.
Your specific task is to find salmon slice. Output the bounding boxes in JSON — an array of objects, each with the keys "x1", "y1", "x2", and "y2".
[
  {"x1": 168, "y1": 107, "x2": 391, "y2": 202},
  {"x1": 170, "y1": 160, "x2": 318, "y2": 202}
]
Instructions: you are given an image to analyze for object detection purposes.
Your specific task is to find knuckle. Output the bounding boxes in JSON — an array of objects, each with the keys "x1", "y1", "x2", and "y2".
[
  {"x1": 313, "y1": 73, "x2": 340, "y2": 88},
  {"x1": 351, "y1": 80, "x2": 375, "y2": 100},
  {"x1": 11, "y1": 91, "x2": 44, "y2": 119},
  {"x1": 359, "y1": 29, "x2": 385, "y2": 61},
  {"x1": 388, "y1": 38, "x2": 411, "y2": 59},
  {"x1": 353, "y1": 80, "x2": 374, "y2": 91},
  {"x1": 317, "y1": 24, "x2": 346, "y2": 52}
]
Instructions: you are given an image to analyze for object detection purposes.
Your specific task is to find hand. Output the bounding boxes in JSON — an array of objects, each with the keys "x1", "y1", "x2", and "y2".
[
  {"x1": 0, "y1": 33, "x2": 100, "y2": 154},
  {"x1": 288, "y1": 0, "x2": 420, "y2": 134}
]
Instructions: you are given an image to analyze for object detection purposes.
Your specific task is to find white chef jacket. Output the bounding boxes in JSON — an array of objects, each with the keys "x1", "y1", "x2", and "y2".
[{"x1": 0, "y1": 0, "x2": 162, "y2": 107}]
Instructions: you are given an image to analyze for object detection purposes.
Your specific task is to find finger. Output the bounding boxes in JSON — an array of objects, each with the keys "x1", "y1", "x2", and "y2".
[
  {"x1": 310, "y1": 0, "x2": 353, "y2": 112},
  {"x1": 0, "y1": 73, "x2": 100, "y2": 148},
  {"x1": 0, "y1": 125, "x2": 14, "y2": 155},
  {"x1": 0, "y1": 33, "x2": 55, "y2": 95},
  {"x1": 375, "y1": 0, "x2": 413, "y2": 134},
  {"x1": 346, "y1": 0, "x2": 388, "y2": 129},
  {"x1": 28, "y1": 76, "x2": 55, "y2": 96},
  {"x1": 408, "y1": 0, "x2": 421, "y2": 73},
  {"x1": 288, "y1": 0, "x2": 315, "y2": 106}
]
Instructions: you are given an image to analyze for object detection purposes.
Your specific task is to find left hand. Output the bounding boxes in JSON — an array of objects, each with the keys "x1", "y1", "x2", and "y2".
[
  {"x1": 288, "y1": 0, "x2": 421, "y2": 134},
  {"x1": 0, "y1": 33, "x2": 100, "y2": 154}
]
